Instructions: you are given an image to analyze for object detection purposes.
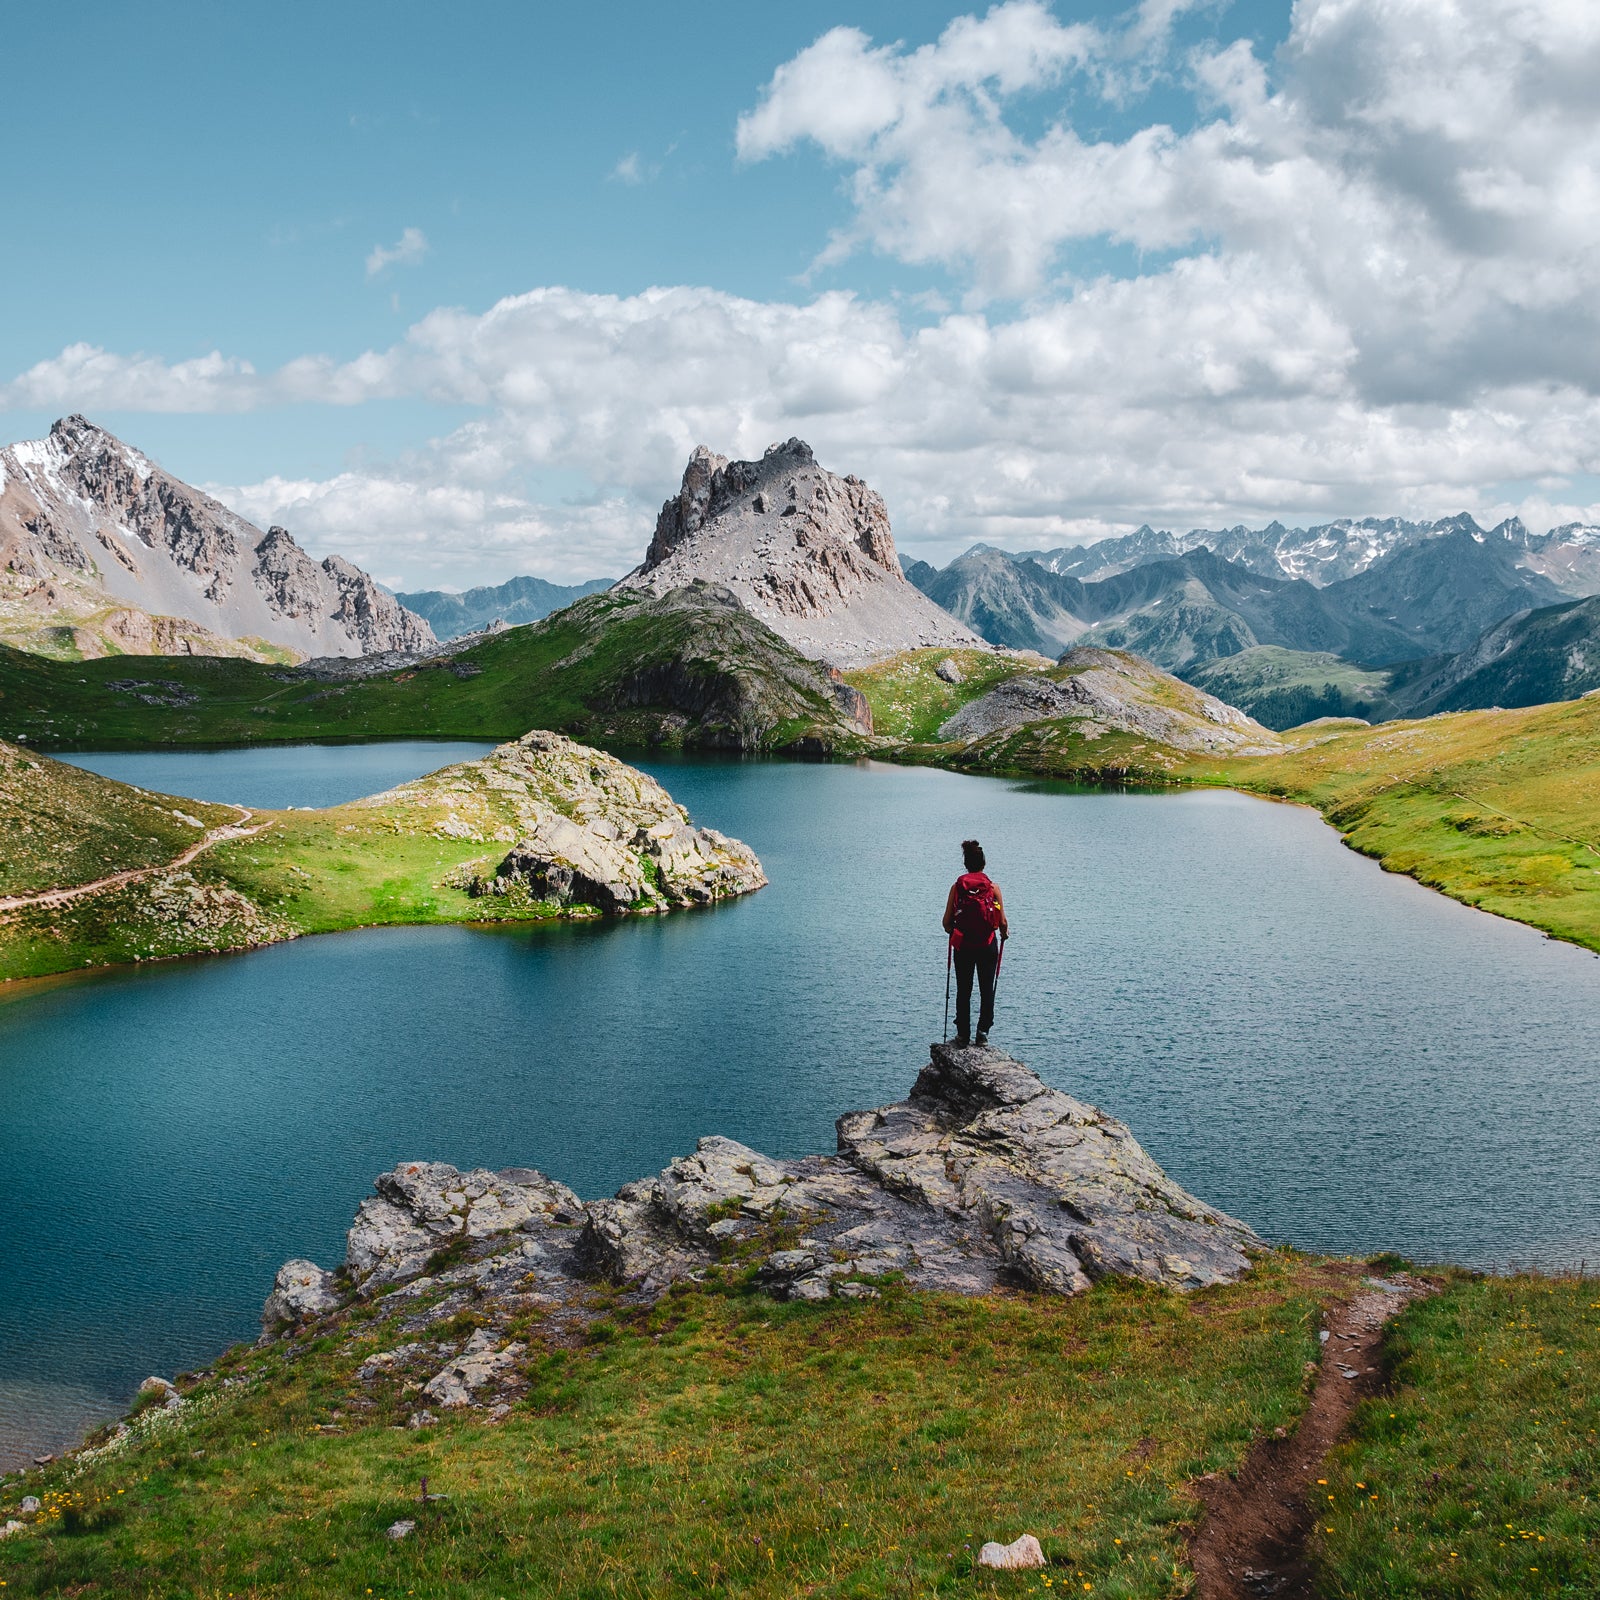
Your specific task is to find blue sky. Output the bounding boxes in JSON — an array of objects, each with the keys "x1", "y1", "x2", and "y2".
[{"x1": 3, "y1": 0, "x2": 1597, "y2": 587}]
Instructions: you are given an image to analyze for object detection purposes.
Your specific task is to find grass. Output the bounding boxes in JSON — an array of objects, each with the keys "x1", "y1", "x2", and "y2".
[
  {"x1": 1199, "y1": 696, "x2": 1600, "y2": 953},
  {"x1": 1312, "y1": 1273, "x2": 1599, "y2": 1597},
  {"x1": 0, "y1": 742, "x2": 240, "y2": 897},
  {"x1": 3, "y1": 1262, "x2": 1588, "y2": 1599},
  {"x1": 0, "y1": 736, "x2": 753, "y2": 982},
  {"x1": 847, "y1": 648, "x2": 1033, "y2": 743},
  {"x1": 0, "y1": 1257, "x2": 1338, "y2": 1599},
  {"x1": 0, "y1": 588, "x2": 859, "y2": 754}
]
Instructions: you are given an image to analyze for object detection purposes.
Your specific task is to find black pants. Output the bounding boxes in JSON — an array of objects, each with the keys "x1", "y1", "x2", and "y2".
[{"x1": 953, "y1": 937, "x2": 998, "y2": 1038}]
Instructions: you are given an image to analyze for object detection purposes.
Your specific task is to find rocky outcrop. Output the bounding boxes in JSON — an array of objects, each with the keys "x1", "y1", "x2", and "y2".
[
  {"x1": 937, "y1": 647, "x2": 1284, "y2": 755},
  {"x1": 0, "y1": 416, "x2": 434, "y2": 661},
  {"x1": 263, "y1": 1044, "x2": 1261, "y2": 1353},
  {"x1": 423, "y1": 730, "x2": 767, "y2": 912},
  {"x1": 617, "y1": 440, "x2": 983, "y2": 667}
]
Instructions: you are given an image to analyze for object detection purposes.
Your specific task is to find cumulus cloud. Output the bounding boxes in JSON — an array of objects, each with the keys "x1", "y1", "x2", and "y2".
[
  {"x1": 365, "y1": 226, "x2": 429, "y2": 277},
  {"x1": 6, "y1": 0, "x2": 1600, "y2": 584}
]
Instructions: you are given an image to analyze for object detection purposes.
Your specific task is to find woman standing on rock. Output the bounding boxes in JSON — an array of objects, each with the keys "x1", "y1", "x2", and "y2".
[{"x1": 943, "y1": 839, "x2": 1008, "y2": 1047}]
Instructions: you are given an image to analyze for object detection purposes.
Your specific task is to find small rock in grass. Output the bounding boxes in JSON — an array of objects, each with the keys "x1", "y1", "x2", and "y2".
[
  {"x1": 935, "y1": 657, "x2": 964, "y2": 684},
  {"x1": 406, "y1": 1410, "x2": 438, "y2": 1430},
  {"x1": 387, "y1": 1519, "x2": 416, "y2": 1541},
  {"x1": 978, "y1": 1533, "x2": 1046, "y2": 1570},
  {"x1": 20, "y1": 1496, "x2": 40, "y2": 1514},
  {"x1": 1, "y1": 1520, "x2": 26, "y2": 1540}
]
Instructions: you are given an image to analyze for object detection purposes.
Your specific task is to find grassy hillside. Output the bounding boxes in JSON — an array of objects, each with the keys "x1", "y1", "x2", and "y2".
[
  {"x1": 1312, "y1": 1272, "x2": 1599, "y2": 1596},
  {"x1": 0, "y1": 1264, "x2": 1591, "y2": 1598},
  {"x1": 1203, "y1": 696, "x2": 1600, "y2": 952},
  {"x1": 0, "y1": 585, "x2": 865, "y2": 755},
  {"x1": 0, "y1": 742, "x2": 241, "y2": 898},
  {"x1": 846, "y1": 646, "x2": 1035, "y2": 742},
  {"x1": 0, "y1": 735, "x2": 763, "y2": 983},
  {"x1": 1181, "y1": 646, "x2": 1400, "y2": 729}
]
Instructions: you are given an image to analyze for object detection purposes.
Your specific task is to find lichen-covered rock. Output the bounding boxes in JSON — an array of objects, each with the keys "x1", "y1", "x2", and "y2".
[
  {"x1": 345, "y1": 1161, "x2": 584, "y2": 1288},
  {"x1": 260, "y1": 1260, "x2": 342, "y2": 1336},
  {"x1": 422, "y1": 1330, "x2": 526, "y2": 1407},
  {"x1": 380, "y1": 730, "x2": 768, "y2": 913},
  {"x1": 267, "y1": 1044, "x2": 1260, "y2": 1362}
]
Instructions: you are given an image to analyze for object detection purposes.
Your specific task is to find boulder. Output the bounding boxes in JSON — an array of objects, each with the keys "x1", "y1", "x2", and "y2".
[
  {"x1": 260, "y1": 1260, "x2": 342, "y2": 1336},
  {"x1": 978, "y1": 1534, "x2": 1047, "y2": 1570},
  {"x1": 935, "y1": 657, "x2": 964, "y2": 684}
]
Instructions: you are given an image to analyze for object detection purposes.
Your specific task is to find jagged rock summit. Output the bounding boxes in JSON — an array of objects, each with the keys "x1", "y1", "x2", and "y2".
[
  {"x1": 616, "y1": 439, "x2": 984, "y2": 667},
  {"x1": 0, "y1": 415, "x2": 434, "y2": 661},
  {"x1": 264, "y1": 1043, "x2": 1262, "y2": 1361}
]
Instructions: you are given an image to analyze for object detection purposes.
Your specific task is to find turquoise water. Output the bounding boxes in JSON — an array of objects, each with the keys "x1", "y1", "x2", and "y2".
[
  {"x1": 4, "y1": 750, "x2": 1600, "y2": 1469},
  {"x1": 57, "y1": 740, "x2": 497, "y2": 810}
]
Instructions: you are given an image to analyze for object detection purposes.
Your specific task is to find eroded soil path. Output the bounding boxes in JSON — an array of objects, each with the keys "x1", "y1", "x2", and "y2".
[
  {"x1": 1188, "y1": 1269, "x2": 1434, "y2": 1599},
  {"x1": 0, "y1": 809, "x2": 271, "y2": 916}
]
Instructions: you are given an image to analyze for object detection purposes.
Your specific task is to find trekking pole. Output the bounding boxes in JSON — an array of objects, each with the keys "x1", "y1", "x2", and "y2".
[{"x1": 943, "y1": 937, "x2": 953, "y2": 1041}]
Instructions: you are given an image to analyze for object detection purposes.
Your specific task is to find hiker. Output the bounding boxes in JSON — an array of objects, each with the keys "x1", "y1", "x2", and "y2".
[{"x1": 942, "y1": 838, "x2": 1008, "y2": 1047}]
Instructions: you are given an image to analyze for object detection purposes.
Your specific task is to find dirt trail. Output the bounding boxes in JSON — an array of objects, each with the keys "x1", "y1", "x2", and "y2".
[
  {"x1": 1188, "y1": 1271, "x2": 1433, "y2": 1599},
  {"x1": 0, "y1": 809, "x2": 271, "y2": 916}
]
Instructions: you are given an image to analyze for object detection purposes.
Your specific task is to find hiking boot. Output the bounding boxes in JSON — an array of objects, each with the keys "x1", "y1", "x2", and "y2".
[
  {"x1": 975, "y1": 1030, "x2": 989, "y2": 1046},
  {"x1": 950, "y1": 1034, "x2": 970, "y2": 1048}
]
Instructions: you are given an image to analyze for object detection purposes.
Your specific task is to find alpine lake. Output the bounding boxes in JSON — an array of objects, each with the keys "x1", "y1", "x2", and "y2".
[{"x1": 4, "y1": 740, "x2": 1599, "y2": 1469}]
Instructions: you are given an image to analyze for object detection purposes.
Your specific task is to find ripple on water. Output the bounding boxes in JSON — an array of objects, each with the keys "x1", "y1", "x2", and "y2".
[{"x1": 3, "y1": 752, "x2": 1598, "y2": 1469}]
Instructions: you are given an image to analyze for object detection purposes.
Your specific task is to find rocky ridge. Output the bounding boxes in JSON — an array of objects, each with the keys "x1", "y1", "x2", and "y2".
[
  {"x1": 361, "y1": 730, "x2": 768, "y2": 914},
  {"x1": 937, "y1": 647, "x2": 1284, "y2": 755},
  {"x1": 617, "y1": 440, "x2": 983, "y2": 667},
  {"x1": 0, "y1": 416, "x2": 434, "y2": 661},
  {"x1": 261, "y1": 1043, "x2": 1262, "y2": 1413}
]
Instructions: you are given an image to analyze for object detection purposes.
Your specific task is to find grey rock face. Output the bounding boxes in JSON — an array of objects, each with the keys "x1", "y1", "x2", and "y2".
[
  {"x1": 260, "y1": 1260, "x2": 342, "y2": 1336},
  {"x1": 264, "y1": 1045, "x2": 1260, "y2": 1365},
  {"x1": 617, "y1": 439, "x2": 983, "y2": 667},
  {"x1": 937, "y1": 649, "x2": 1283, "y2": 755},
  {"x1": 452, "y1": 730, "x2": 768, "y2": 912},
  {"x1": 0, "y1": 415, "x2": 435, "y2": 661}
]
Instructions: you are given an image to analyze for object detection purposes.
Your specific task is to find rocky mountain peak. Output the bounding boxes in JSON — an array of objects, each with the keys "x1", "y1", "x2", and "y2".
[
  {"x1": 0, "y1": 416, "x2": 434, "y2": 661},
  {"x1": 622, "y1": 440, "x2": 980, "y2": 666}
]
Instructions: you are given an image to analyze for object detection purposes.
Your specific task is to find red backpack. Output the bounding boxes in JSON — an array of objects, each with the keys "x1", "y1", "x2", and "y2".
[{"x1": 951, "y1": 871, "x2": 1001, "y2": 949}]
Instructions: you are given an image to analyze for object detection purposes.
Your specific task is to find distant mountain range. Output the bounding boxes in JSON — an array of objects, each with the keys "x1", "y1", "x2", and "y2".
[
  {"x1": 0, "y1": 416, "x2": 434, "y2": 662},
  {"x1": 1013, "y1": 512, "x2": 1600, "y2": 592},
  {"x1": 397, "y1": 575, "x2": 614, "y2": 640},
  {"x1": 905, "y1": 515, "x2": 1600, "y2": 726}
]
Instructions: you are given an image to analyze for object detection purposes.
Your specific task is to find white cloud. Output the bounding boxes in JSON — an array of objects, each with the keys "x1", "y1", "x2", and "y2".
[
  {"x1": 6, "y1": 0, "x2": 1600, "y2": 585},
  {"x1": 611, "y1": 152, "x2": 643, "y2": 184},
  {"x1": 365, "y1": 226, "x2": 429, "y2": 278}
]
